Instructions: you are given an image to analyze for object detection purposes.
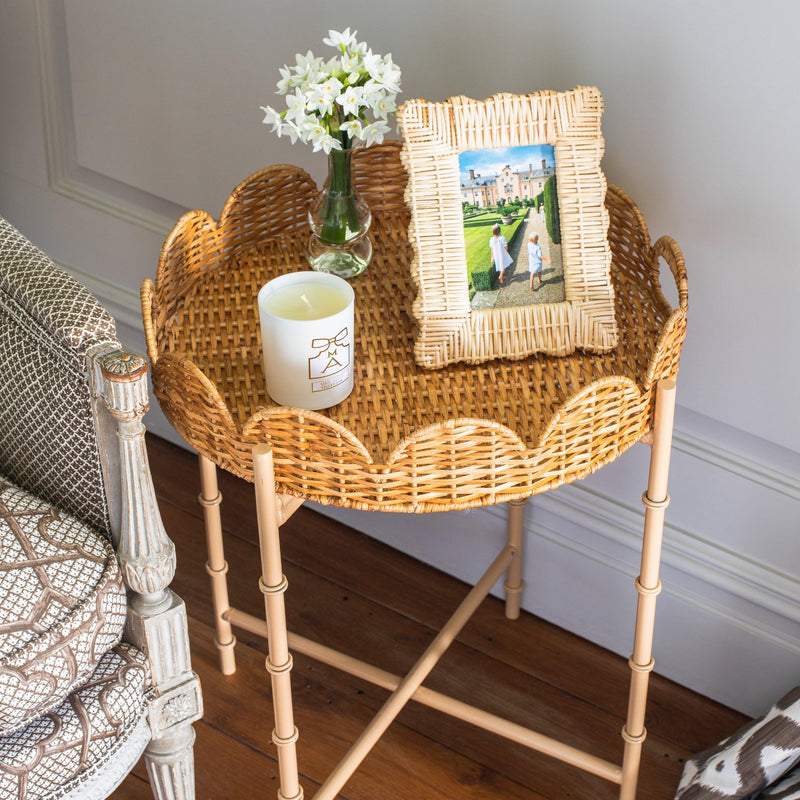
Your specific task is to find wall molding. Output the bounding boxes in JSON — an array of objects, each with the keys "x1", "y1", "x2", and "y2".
[
  {"x1": 34, "y1": 0, "x2": 184, "y2": 238},
  {"x1": 495, "y1": 484, "x2": 800, "y2": 639},
  {"x1": 518, "y1": 493, "x2": 800, "y2": 664},
  {"x1": 672, "y1": 426, "x2": 800, "y2": 502}
]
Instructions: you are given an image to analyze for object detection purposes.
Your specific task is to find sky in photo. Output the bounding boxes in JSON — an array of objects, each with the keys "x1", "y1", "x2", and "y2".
[{"x1": 459, "y1": 144, "x2": 555, "y2": 181}]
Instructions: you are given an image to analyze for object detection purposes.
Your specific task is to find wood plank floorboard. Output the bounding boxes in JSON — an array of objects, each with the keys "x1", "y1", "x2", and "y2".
[{"x1": 111, "y1": 435, "x2": 748, "y2": 800}]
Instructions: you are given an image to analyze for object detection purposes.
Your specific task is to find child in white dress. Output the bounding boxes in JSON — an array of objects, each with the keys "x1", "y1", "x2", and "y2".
[{"x1": 489, "y1": 224, "x2": 513, "y2": 284}]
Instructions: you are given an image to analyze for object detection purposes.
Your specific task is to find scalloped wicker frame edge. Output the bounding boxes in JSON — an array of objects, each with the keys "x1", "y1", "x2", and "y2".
[{"x1": 398, "y1": 87, "x2": 618, "y2": 369}]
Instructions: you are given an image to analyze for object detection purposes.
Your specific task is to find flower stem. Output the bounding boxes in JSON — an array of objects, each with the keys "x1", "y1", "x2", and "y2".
[{"x1": 319, "y1": 146, "x2": 358, "y2": 245}]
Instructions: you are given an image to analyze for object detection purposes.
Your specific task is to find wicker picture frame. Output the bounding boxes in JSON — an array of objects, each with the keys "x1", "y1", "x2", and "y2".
[{"x1": 398, "y1": 87, "x2": 618, "y2": 369}]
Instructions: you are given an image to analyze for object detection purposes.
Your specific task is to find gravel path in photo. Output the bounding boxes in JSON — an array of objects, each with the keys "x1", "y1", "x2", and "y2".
[{"x1": 471, "y1": 210, "x2": 565, "y2": 310}]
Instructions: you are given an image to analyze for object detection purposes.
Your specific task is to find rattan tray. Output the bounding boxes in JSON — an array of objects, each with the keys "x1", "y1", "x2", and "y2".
[{"x1": 142, "y1": 141, "x2": 687, "y2": 512}]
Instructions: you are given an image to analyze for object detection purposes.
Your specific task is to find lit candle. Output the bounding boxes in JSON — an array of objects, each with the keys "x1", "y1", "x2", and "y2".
[{"x1": 257, "y1": 272, "x2": 355, "y2": 410}]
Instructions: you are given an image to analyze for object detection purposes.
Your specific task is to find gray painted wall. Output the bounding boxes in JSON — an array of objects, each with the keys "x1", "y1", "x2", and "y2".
[{"x1": 1, "y1": 0, "x2": 798, "y2": 716}]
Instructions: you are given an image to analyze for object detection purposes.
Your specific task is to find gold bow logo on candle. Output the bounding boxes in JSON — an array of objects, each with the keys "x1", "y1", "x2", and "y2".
[{"x1": 307, "y1": 327, "x2": 351, "y2": 381}]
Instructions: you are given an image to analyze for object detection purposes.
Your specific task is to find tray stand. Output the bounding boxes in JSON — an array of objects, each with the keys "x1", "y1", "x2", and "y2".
[{"x1": 235, "y1": 379, "x2": 674, "y2": 800}]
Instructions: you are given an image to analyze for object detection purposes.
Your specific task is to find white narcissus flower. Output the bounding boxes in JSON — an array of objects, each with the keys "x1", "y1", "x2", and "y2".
[
  {"x1": 349, "y1": 39, "x2": 369, "y2": 58},
  {"x1": 372, "y1": 94, "x2": 397, "y2": 120},
  {"x1": 322, "y1": 28, "x2": 357, "y2": 52},
  {"x1": 362, "y1": 120, "x2": 389, "y2": 146},
  {"x1": 301, "y1": 120, "x2": 327, "y2": 140},
  {"x1": 340, "y1": 53, "x2": 362, "y2": 83},
  {"x1": 282, "y1": 120, "x2": 301, "y2": 144},
  {"x1": 276, "y1": 66, "x2": 293, "y2": 94},
  {"x1": 305, "y1": 86, "x2": 336, "y2": 117},
  {"x1": 319, "y1": 77, "x2": 344, "y2": 98},
  {"x1": 260, "y1": 106, "x2": 283, "y2": 134},
  {"x1": 294, "y1": 50, "x2": 318, "y2": 74},
  {"x1": 362, "y1": 50, "x2": 384, "y2": 81},
  {"x1": 293, "y1": 56, "x2": 326, "y2": 91},
  {"x1": 312, "y1": 133, "x2": 343, "y2": 154},
  {"x1": 360, "y1": 79, "x2": 384, "y2": 107},
  {"x1": 340, "y1": 119, "x2": 363, "y2": 139},
  {"x1": 376, "y1": 55, "x2": 401, "y2": 94},
  {"x1": 337, "y1": 86, "x2": 364, "y2": 117},
  {"x1": 284, "y1": 89, "x2": 307, "y2": 123}
]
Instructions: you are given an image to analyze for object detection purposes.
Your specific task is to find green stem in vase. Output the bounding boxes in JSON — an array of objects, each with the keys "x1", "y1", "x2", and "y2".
[{"x1": 320, "y1": 134, "x2": 360, "y2": 246}]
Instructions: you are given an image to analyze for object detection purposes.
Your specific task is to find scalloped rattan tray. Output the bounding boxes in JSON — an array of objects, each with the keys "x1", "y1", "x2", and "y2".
[{"x1": 142, "y1": 141, "x2": 687, "y2": 512}]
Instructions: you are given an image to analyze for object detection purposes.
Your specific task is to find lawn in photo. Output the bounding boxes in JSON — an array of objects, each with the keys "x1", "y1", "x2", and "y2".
[{"x1": 459, "y1": 144, "x2": 566, "y2": 310}]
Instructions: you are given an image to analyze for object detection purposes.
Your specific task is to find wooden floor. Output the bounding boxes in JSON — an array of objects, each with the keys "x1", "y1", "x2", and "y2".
[{"x1": 112, "y1": 435, "x2": 747, "y2": 800}]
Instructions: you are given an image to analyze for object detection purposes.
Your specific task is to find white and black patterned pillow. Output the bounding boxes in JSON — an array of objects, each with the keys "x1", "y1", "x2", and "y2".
[{"x1": 675, "y1": 686, "x2": 800, "y2": 800}]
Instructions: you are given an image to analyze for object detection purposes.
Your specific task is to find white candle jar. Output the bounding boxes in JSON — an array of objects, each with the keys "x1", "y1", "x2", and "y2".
[{"x1": 257, "y1": 271, "x2": 355, "y2": 410}]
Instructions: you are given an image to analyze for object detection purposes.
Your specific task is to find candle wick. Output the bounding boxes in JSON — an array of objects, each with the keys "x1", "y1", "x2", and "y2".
[{"x1": 299, "y1": 293, "x2": 313, "y2": 311}]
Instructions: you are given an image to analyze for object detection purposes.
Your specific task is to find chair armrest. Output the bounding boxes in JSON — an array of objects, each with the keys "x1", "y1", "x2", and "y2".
[
  {"x1": 99, "y1": 348, "x2": 203, "y2": 738},
  {"x1": 99, "y1": 349, "x2": 176, "y2": 597}
]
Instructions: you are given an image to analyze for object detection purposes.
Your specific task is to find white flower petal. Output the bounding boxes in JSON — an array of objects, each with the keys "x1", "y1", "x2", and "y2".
[
  {"x1": 340, "y1": 119, "x2": 363, "y2": 138},
  {"x1": 362, "y1": 120, "x2": 390, "y2": 146},
  {"x1": 323, "y1": 27, "x2": 357, "y2": 51},
  {"x1": 260, "y1": 105, "x2": 284, "y2": 134}
]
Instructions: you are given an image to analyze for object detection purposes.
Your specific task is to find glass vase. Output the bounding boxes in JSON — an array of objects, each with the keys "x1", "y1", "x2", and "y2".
[{"x1": 307, "y1": 147, "x2": 372, "y2": 279}]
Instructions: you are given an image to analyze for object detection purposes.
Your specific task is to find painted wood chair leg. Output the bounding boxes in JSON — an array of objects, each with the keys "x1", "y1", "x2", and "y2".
[
  {"x1": 145, "y1": 724, "x2": 197, "y2": 800},
  {"x1": 253, "y1": 445, "x2": 303, "y2": 800},
  {"x1": 198, "y1": 454, "x2": 236, "y2": 675},
  {"x1": 619, "y1": 379, "x2": 676, "y2": 800},
  {"x1": 504, "y1": 498, "x2": 527, "y2": 619}
]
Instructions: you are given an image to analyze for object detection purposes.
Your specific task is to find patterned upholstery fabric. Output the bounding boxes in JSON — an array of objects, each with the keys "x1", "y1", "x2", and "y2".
[
  {"x1": 0, "y1": 477, "x2": 126, "y2": 736},
  {"x1": 675, "y1": 685, "x2": 800, "y2": 799},
  {"x1": 0, "y1": 219, "x2": 118, "y2": 538},
  {"x1": 0, "y1": 643, "x2": 149, "y2": 800},
  {"x1": 759, "y1": 766, "x2": 800, "y2": 799}
]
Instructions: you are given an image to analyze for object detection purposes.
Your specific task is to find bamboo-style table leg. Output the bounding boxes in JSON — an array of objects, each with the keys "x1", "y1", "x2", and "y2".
[
  {"x1": 504, "y1": 498, "x2": 527, "y2": 619},
  {"x1": 253, "y1": 445, "x2": 303, "y2": 800},
  {"x1": 619, "y1": 379, "x2": 676, "y2": 800},
  {"x1": 198, "y1": 454, "x2": 236, "y2": 675}
]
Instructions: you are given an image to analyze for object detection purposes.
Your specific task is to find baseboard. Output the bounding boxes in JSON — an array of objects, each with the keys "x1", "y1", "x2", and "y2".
[
  {"x1": 314, "y1": 471, "x2": 800, "y2": 717},
  {"x1": 538, "y1": 483, "x2": 800, "y2": 626}
]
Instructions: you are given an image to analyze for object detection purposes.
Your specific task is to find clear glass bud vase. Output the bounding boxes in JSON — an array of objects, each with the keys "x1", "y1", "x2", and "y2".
[{"x1": 307, "y1": 147, "x2": 372, "y2": 279}]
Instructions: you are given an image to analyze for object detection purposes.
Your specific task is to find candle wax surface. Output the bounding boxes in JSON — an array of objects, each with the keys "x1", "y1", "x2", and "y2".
[{"x1": 262, "y1": 281, "x2": 350, "y2": 321}]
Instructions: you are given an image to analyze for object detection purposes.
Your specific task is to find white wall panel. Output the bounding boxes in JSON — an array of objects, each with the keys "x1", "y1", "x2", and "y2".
[{"x1": 0, "y1": 3, "x2": 49, "y2": 182}]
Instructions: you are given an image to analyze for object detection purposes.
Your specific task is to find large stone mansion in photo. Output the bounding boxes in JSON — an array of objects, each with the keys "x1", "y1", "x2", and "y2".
[{"x1": 461, "y1": 159, "x2": 555, "y2": 208}]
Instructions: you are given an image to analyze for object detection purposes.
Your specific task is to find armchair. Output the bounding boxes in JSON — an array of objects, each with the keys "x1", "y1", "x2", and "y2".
[{"x1": 0, "y1": 218, "x2": 201, "y2": 799}]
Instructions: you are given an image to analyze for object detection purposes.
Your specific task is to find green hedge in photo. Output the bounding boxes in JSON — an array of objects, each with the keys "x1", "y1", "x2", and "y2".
[
  {"x1": 543, "y1": 175, "x2": 561, "y2": 244},
  {"x1": 471, "y1": 265, "x2": 495, "y2": 292}
]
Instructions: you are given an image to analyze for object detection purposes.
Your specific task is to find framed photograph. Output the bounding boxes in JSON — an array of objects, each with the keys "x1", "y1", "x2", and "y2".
[{"x1": 398, "y1": 87, "x2": 617, "y2": 369}]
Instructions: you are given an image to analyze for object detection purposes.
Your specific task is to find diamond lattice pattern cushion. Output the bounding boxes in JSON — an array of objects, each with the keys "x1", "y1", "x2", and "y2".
[
  {"x1": 0, "y1": 477, "x2": 127, "y2": 736},
  {"x1": 0, "y1": 217, "x2": 118, "y2": 539},
  {"x1": 0, "y1": 643, "x2": 149, "y2": 800}
]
